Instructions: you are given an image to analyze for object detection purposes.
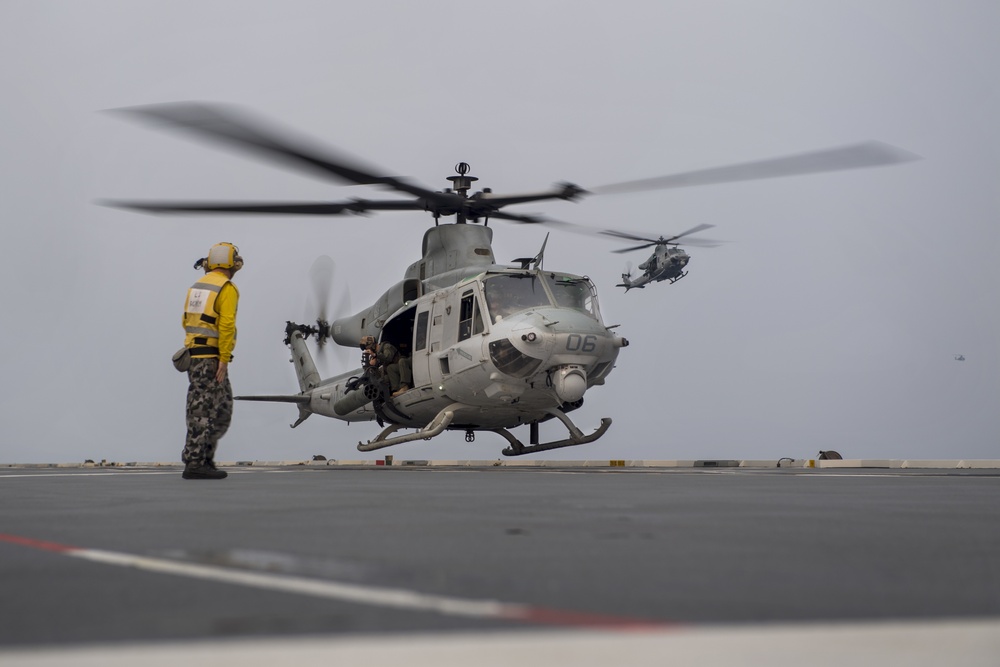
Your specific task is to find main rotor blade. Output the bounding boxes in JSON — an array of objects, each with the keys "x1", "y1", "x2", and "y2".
[
  {"x1": 491, "y1": 211, "x2": 716, "y2": 250},
  {"x1": 489, "y1": 211, "x2": 548, "y2": 224},
  {"x1": 589, "y1": 141, "x2": 920, "y2": 195},
  {"x1": 109, "y1": 102, "x2": 454, "y2": 206},
  {"x1": 611, "y1": 242, "x2": 658, "y2": 254},
  {"x1": 666, "y1": 223, "x2": 715, "y2": 242},
  {"x1": 488, "y1": 211, "x2": 585, "y2": 236},
  {"x1": 473, "y1": 183, "x2": 589, "y2": 209},
  {"x1": 601, "y1": 229, "x2": 658, "y2": 244},
  {"x1": 602, "y1": 224, "x2": 721, "y2": 249},
  {"x1": 664, "y1": 235, "x2": 722, "y2": 248},
  {"x1": 601, "y1": 223, "x2": 715, "y2": 244},
  {"x1": 99, "y1": 199, "x2": 426, "y2": 216}
]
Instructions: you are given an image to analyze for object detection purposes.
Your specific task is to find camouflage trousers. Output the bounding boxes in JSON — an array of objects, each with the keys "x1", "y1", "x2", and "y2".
[
  {"x1": 182, "y1": 358, "x2": 232, "y2": 465},
  {"x1": 385, "y1": 357, "x2": 412, "y2": 391}
]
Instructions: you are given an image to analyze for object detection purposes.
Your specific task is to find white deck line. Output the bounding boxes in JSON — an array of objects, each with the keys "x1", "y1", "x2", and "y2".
[{"x1": 68, "y1": 547, "x2": 521, "y2": 620}]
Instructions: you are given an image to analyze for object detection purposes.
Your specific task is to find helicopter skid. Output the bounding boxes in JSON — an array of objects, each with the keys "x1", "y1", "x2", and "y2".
[
  {"x1": 357, "y1": 402, "x2": 461, "y2": 452},
  {"x1": 501, "y1": 411, "x2": 612, "y2": 457}
]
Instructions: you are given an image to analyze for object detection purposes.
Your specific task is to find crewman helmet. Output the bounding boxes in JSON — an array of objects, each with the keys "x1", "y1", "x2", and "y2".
[{"x1": 205, "y1": 242, "x2": 243, "y2": 271}]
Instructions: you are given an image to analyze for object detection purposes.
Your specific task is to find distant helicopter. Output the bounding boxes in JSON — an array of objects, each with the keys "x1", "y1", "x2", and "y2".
[
  {"x1": 603, "y1": 224, "x2": 719, "y2": 291},
  {"x1": 954, "y1": 355, "x2": 966, "y2": 361},
  {"x1": 103, "y1": 102, "x2": 918, "y2": 456}
]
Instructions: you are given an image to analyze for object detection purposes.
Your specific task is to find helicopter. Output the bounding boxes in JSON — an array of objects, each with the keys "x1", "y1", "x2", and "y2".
[
  {"x1": 603, "y1": 223, "x2": 720, "y2": 291},
  {"x1": 103, "y1": 102, "x2": 919, "y2": 456}
]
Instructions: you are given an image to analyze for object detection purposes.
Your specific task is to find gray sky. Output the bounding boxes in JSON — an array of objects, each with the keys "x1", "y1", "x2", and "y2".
[{"x1": 2, "y1": 0, "x2": 997, "y2": 464}]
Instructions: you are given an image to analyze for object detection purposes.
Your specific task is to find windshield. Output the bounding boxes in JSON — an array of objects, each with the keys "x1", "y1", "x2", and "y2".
[
  {"x1": 483, "y1": 274, "x2": 552, "y2": 322},
  {"x1": 544, "y1": 273, "x2": 600, "y2": 319}
]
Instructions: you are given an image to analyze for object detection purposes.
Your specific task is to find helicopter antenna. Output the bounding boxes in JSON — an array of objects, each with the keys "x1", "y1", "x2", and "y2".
[
  {"x1": 536, "y1": 233, "x2": 548, "y2": 270},
  {"x1": 512, "y1": 233, "x2": 549, "y2": 270}
]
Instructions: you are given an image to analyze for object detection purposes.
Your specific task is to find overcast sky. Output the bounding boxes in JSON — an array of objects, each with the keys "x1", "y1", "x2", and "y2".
[{"x1": 2, "y1": 1, "x2": 997, "y2": 464}]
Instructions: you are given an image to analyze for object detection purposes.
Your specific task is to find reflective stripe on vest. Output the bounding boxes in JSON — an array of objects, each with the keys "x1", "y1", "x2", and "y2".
[{"x1": 183, "y1": 272, "x2": 230, "y2": 357}]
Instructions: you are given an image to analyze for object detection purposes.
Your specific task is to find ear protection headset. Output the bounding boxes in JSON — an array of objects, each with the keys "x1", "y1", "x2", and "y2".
[{"x1": 194, "y1": 243, "x2": 243, "y2": 271}]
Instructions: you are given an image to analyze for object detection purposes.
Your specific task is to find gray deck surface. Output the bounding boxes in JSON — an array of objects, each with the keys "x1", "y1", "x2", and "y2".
[{"x1": 1, "y1": 466, "x2": 998, "y2": 652}]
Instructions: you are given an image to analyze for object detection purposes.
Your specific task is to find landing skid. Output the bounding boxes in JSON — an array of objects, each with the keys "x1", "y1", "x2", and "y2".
[
  {"x1": 667, "y1": 270, "x2": 688, "y2": 284},
  {"x1": 500, "y1": 409, "x2": 612, "y2": 456},
  {"x1": 356, "y1": 403, "x2": 612, "y2": 456},
  {"x1": 357, "y1": 402, "x2": 461, "y2": 452}
]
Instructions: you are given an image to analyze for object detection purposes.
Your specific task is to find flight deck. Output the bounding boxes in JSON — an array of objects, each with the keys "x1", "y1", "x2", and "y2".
[{"x1": 1, "y1": 461, "x2": 997, "y2": 666}]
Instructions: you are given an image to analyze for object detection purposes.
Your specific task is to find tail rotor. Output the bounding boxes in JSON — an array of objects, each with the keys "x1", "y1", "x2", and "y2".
[
  {"x1": 308, "y1": 255, "x2": 335, "y2": 357},
  {"x1": 617, "y1": 261, "x2": 633, "y2": 289},
  {"x1": 307, "y1": 255, "x2": 353, "y2": 368}
]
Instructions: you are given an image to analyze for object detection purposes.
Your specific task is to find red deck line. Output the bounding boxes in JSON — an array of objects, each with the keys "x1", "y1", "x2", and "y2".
[{"x1": 0, "y1": 533, "x2": 78, "y2": 553}]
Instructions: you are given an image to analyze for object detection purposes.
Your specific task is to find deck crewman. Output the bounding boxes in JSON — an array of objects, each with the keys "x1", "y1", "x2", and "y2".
[{"x1": 180, "y1": 242, "x2": 243, "y2": 480}]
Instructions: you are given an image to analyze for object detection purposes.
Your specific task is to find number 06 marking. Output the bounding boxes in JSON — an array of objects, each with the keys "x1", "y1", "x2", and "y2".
[{"x1": 566, "y1": 334, "x2": 597, "y2": 352}]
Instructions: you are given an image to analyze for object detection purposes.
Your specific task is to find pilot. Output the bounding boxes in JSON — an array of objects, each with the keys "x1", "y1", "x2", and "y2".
[
  {"x1": 181, "y1": 242, "x2": 243, "y2": 480},
  {"x1": 363, "y1": 336, "x2": 412, "y2": 397},
  {"x1": 485, "y1": 280, "x2": 515, "y2": 322}
]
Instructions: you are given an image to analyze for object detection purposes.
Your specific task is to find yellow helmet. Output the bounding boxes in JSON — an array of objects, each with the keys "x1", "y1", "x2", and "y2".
[{"x1": 205, "y1": 242, "x2": 243, "y2": 271}]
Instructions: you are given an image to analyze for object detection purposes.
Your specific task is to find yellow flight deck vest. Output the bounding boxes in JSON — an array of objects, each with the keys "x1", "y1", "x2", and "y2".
[{"x1": 183, "y1": 271, "x2": 238, "y2": 359}]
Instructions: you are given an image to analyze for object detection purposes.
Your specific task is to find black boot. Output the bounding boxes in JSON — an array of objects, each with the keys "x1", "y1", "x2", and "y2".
[{"x1": 182, "y1": 462, "x2": 228, "y2": 480}]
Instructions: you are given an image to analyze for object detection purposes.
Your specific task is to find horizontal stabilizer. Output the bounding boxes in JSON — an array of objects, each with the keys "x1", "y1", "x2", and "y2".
[{"x1": 235, "y1": 394, "x2": 310, "y2": 404}]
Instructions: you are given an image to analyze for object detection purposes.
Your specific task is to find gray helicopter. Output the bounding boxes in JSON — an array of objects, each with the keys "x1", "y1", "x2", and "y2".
[
  {"x1": 603, "y1": 223, "x2": 719, "y2": 291},
  {"x1": 103, "y1": 102, "x2": 918, "y2": 456}
]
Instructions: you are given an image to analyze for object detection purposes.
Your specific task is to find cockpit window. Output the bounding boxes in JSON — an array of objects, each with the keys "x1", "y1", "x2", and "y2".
[
  {"x1": 544, "y1": 274, "x2": 600, "y2": 319},
  {"x1": 483, "y1": 274, "x2": 552, "y2": 323}
]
